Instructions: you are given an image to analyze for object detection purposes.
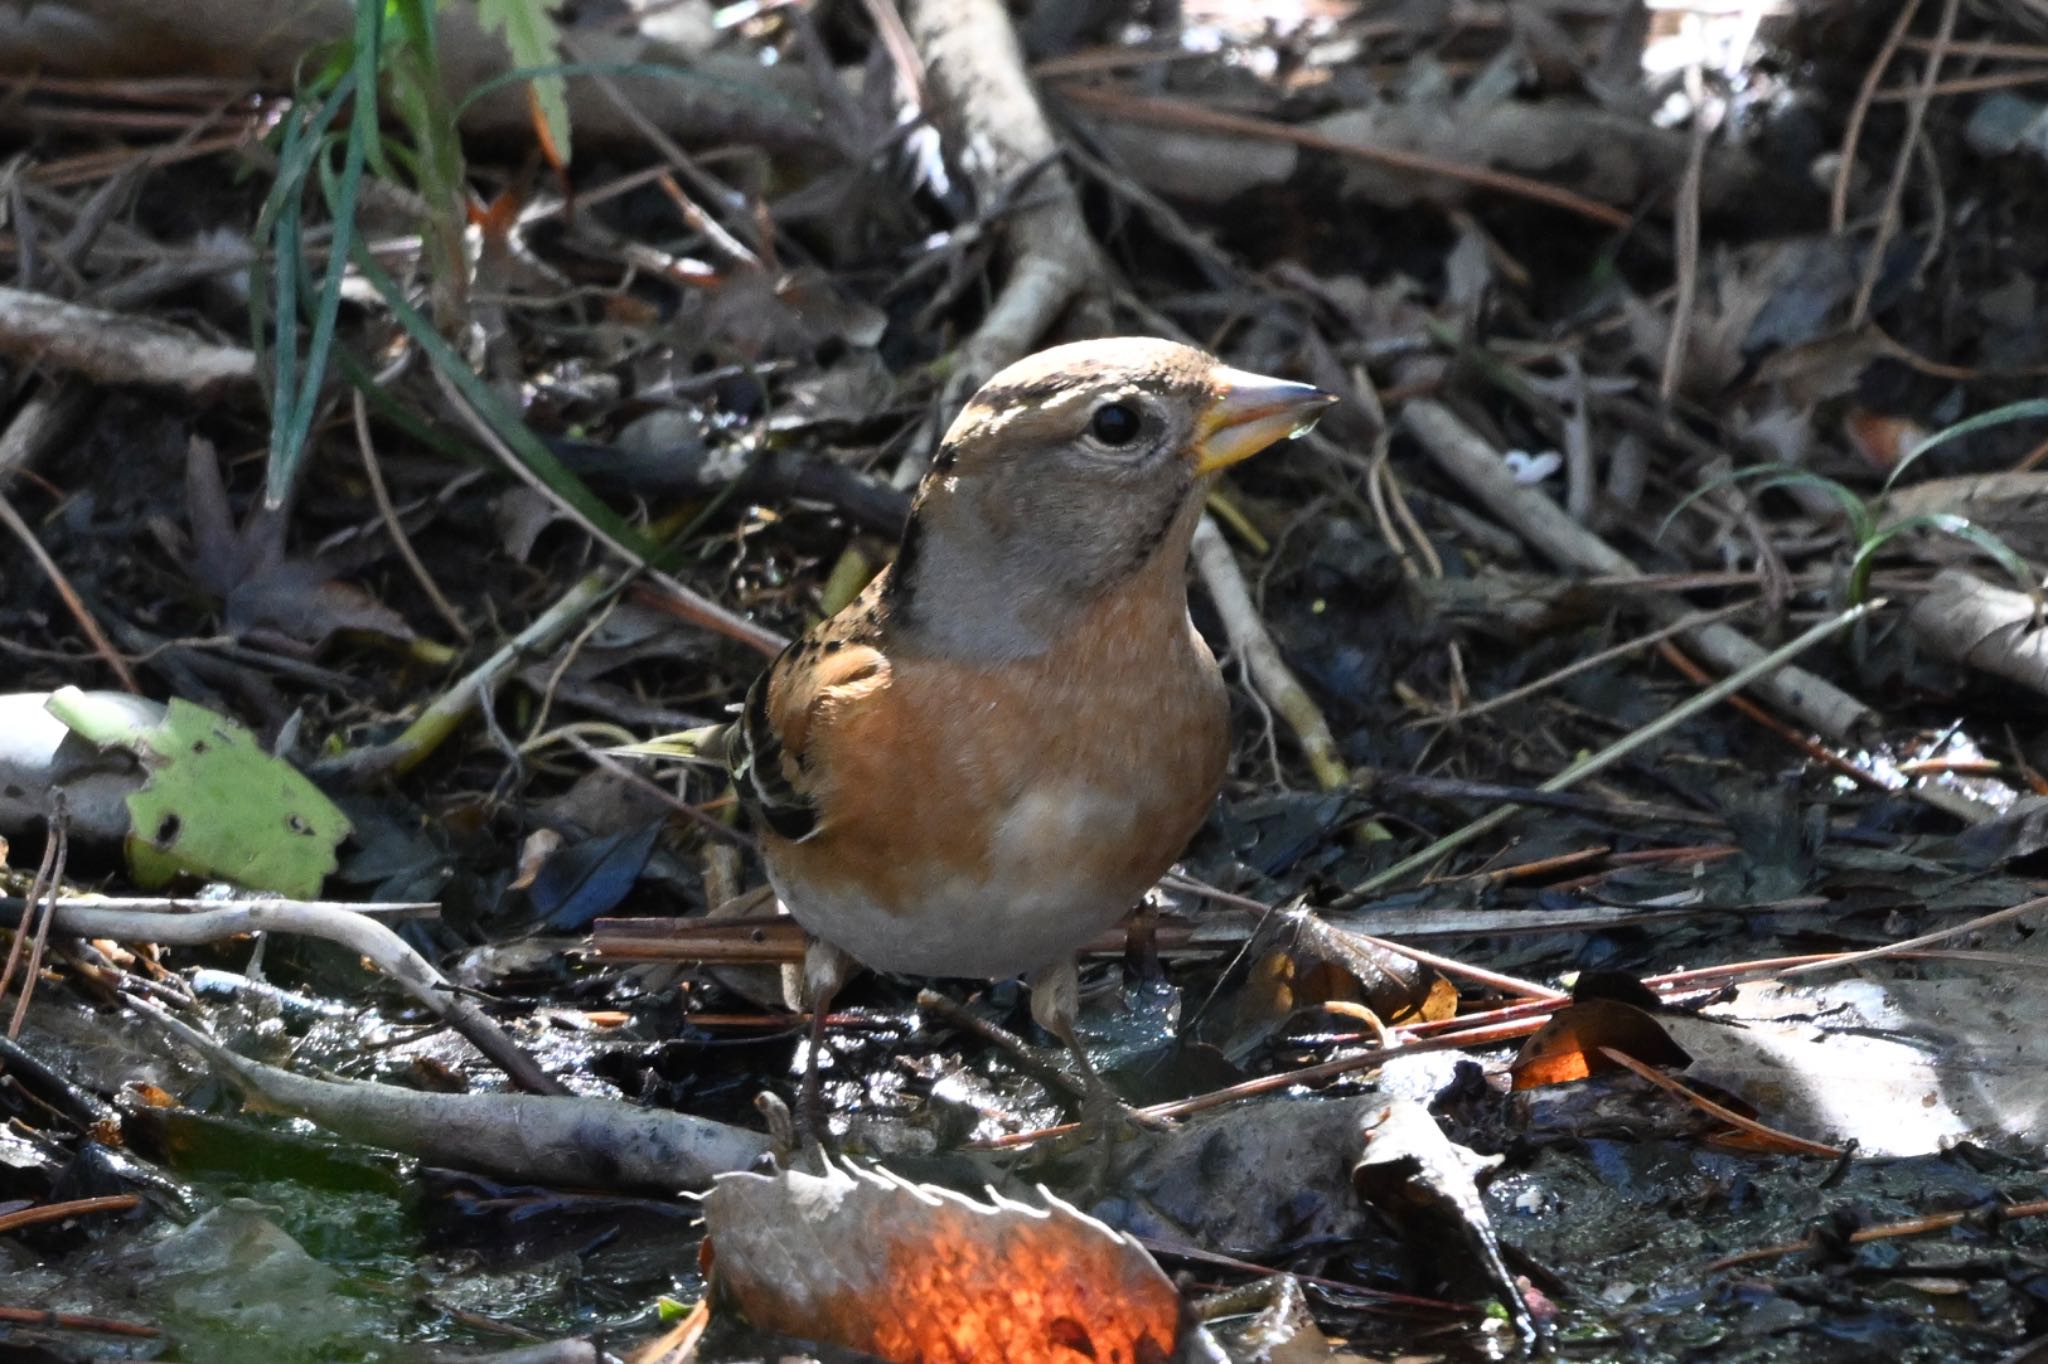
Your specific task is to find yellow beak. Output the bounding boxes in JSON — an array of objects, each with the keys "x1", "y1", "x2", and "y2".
[{"x1": 1189, "y1": 368, "x2": 1338, "y2": 477}]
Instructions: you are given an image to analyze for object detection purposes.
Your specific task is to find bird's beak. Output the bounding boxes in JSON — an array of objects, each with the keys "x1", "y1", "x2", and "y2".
[{"x1": 1189, "y1": 368, "x2": 1338, "y2": 477}]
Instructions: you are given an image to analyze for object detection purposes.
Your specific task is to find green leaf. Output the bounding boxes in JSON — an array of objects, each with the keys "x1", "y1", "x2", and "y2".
[
  {"x1": 477, "y1": 0, "x2": 572, "y2": 165},
  {"x1": 45, "y1": 689, "x2": 352, "y2": 899}
]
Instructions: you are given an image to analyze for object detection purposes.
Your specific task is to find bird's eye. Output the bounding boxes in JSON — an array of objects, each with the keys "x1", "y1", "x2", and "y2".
[{"x1": 1089, "y1": 402, "x2": 1142, "y2": 447}]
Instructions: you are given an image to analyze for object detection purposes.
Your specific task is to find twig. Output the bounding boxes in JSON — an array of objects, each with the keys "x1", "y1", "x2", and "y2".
[
  {"x1": 1873, "y1": 68, "x2": 2048, "y2": 100},
  {"x1": 7, "y1": 794, "x2": 65, "y2": 1038},
  {"x1": 1424, "y1": 601, "x2": 1753, "y2": 727},
  {"x1": 1654, "y1": 640, "x2": 1890, "y2": 792},
  {"x1": 1779, "y1": 893, "x2": 2048, "y2": 979},
  {"x1": 0, "y1": 1194, "x2": 140, "y2": 1235},
  {"x1": 857, "y1": 0, "x2": 928, "y2": 108},
  {"x1": 0, "y1": 813, "x2": 60, "y2": 1034},
  {"x1": 915, "y1": 988, "x2": 1089, "y2": 1101},
  {"x1": 1833, "y1": 0, "x2": 1924, "y2": 232},
  {"x1": 431, "y1": 366, "x2": 784, "y2": 657},
  {"x1": 0, "y1": 490, "x2": 140, "y2": 692},
  {"x1": 978, "y1": 1012, "x2": 1555, "y2": 1147},
  {"x1": 321, "y1": 571, "x2": 615, "y2": 781},
  {"x1": 1333, "y1": 600, "x2": 1880, "y2": 905},
  {"x1": 1189, "y1": 516, "x2": 1349, "y2": 791},
  {"x1": 1345, "y1": 929, "x2": 1565, "y2": 1004},
  {"x1": 1059, "y1": 86, "x2": 1632, "y2": 229},
  {"x1": 5, "y1": 896, "x2": 563, "y2": 1095},
  {"x1": 1598, "y1": 1046, "x2": 1844, "y2": 1159},
  {"x1": 1707, "y1": 1196, "x2": 2048, "y2": 1273},
  {"x1": 351, "y1": 389, "x2": 470, "y2": 643},
  {"x1": 567, "y1": 733, "x2": 754, "y2": 850},
  {"x1": 1850, "y1": 0, "x2": 1959, "y2": 326},
  {"x1": 1660, "y1": 83, "x2": 1711, "y2": 403},
  {"x1": 0, "y1": 1305, "x2": 159, "y2": 1338},
  {"x1": 1402, "y1": 399, "x2": 1875, "y2": 741}
]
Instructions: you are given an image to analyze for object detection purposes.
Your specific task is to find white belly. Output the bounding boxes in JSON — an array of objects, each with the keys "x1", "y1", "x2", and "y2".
[{"x1": 772, "y1": 780, "x2": 1146, "y2": 979}]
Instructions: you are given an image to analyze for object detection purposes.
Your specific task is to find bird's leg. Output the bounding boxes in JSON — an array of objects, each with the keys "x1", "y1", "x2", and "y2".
[
  {"x1": 795, "y1": 937, "x2": 856, "y2": 1151},
  {"x1": 1027, "y1": 958, "x2": 1170, "y2": 1138}
]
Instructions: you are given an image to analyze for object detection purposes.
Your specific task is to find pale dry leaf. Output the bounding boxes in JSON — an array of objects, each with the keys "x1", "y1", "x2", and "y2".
[{"x1": 704, "y1": 1160, "x2": 1183, "y2": 1363}]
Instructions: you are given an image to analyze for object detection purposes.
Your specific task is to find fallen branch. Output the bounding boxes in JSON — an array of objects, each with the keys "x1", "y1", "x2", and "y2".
[
  {"x1": 7, "y1": 896, "x2": 562, "y2": 1095},
  {"x1": 0, "y1": 284, "x2": 254, "y2": 393},
  {"x1": 128, "y1": 995, "x2": 769, "y2": 1191}
]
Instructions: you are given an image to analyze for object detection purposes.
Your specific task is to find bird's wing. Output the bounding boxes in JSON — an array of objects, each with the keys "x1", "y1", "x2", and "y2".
[{"x1": 727, "y1": 614, "x2": 890, "y2": 843}]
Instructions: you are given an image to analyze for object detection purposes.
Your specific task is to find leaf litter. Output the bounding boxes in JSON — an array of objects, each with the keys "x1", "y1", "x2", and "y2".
[{"x1": 7, "y1": 0, "x2": 2048, "y2": 1360}]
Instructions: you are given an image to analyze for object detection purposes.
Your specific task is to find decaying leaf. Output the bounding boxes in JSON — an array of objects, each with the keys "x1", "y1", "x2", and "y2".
[
  {"x1": 1195, "y1": 905, "x2": 1444, "y2": 1063},
  {"x1": 1352, "y1": 1099, "x2": 1536, "y2": 1343},
  {"x1": 44, "y1": 687, "x2": 351, "y2": 899},
  {"x1": 1108, "y1": 1095, "x2": 1398, "y2": 1256},
  {"x1": 1200, "y1": 1275, "x2": 1378, "y2": 1364},
  {"x1": 1688, "y1": 975, "x2": 2048, "y2": 1158},
  {"x1": 704, "y1": 1159, "x2": 1185, "y2": 1363},
  {"x1": 180, "y1": 435, "x2": 414, "y2": 654}
]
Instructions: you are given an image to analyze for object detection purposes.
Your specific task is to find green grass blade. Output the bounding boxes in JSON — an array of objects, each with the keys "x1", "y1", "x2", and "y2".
[
  {"x1": 265, "y1": 2, "x2": 383, "y2": 509},
  {"x1": 349, "y1": 242, "x2": 658, "y2": 560},
  {"x1": 1660, "y1": 465, "x2": 1873, "y2": 544},
  {"x1": 1887, "y1": 397, "x2": 2048, "y2": 491},
  {"x1": 1851, "y1": 513, "x2": 2043, "y2": 605}
]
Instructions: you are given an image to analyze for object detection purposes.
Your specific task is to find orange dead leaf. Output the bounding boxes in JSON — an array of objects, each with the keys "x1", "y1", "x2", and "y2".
[{"x1": 1511, "y1": 998, "x2": 1691, "y2": 1090}]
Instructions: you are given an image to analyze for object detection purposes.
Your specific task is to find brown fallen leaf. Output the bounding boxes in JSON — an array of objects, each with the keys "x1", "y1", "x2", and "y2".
[{"x1": 1510, "y1": 997, "x2": 1693, "y2": 1090}]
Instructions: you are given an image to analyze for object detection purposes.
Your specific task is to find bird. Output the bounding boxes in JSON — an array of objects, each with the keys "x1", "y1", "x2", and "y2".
[{"x1": 724, "y1": 336, "x2": 1335, "y2": 1126}]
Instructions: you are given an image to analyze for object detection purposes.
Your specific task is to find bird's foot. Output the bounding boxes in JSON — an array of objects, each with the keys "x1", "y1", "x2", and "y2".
[
  {"x1": 1049, "y1": 1067, "x2": 1170, "y2": 1203},
  {"x1": 1068, "y1": 1067, "x2": 1171, "y2": 1139}
]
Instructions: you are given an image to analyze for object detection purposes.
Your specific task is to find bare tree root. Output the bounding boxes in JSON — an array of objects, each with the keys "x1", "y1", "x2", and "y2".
[{"x1": 903, "y1": 0, "x2": 1108, "y2": 431}]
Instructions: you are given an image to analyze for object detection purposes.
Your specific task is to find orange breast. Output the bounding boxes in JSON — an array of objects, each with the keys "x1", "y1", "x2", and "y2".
[{"x1": 762, "y1": 584, "x2": 1229, "y2": 979}]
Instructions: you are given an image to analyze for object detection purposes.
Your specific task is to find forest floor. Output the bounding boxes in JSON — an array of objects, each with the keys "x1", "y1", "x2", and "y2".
[{"x1": 6, "y1": 1, "x2": 2048, "y2": 1360}]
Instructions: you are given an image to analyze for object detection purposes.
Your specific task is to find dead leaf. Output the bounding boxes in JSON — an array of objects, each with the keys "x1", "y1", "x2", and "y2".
[
  {"x1": 704, "y1": 1160, "x2": 1183, "y2": 1363},
  {"x1": 1352, "y1": 1099, "x2": 1536, "y2": 1343},
  {"x1": 1511, "y1": 998, "x2": 1693, "y2": 1090},
  {"x1": 1198, "y1": 906, "x2": 1441, "y2": 1063}
]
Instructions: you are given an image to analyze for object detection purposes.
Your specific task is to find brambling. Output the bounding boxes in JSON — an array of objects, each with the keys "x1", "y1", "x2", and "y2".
[{"x1": 726, "y1": 337, "x2": 1335, "y2": 1124}]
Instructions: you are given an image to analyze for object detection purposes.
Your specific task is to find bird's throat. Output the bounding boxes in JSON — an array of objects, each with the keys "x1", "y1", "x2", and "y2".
[{"x1": 882, "y1": 490, "x2": 1203, "y2": 664}]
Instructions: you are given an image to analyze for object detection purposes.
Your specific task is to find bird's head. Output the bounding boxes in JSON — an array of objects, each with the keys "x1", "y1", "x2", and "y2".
[{"x1": 888, "y1": 338, "x2": 1334, "y2": 655}]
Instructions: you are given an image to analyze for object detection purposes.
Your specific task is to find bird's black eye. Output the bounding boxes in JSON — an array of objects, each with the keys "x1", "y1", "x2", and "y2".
[{"x1": 1089, "y1": 402, "x2": 1142, "y2": 446}]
